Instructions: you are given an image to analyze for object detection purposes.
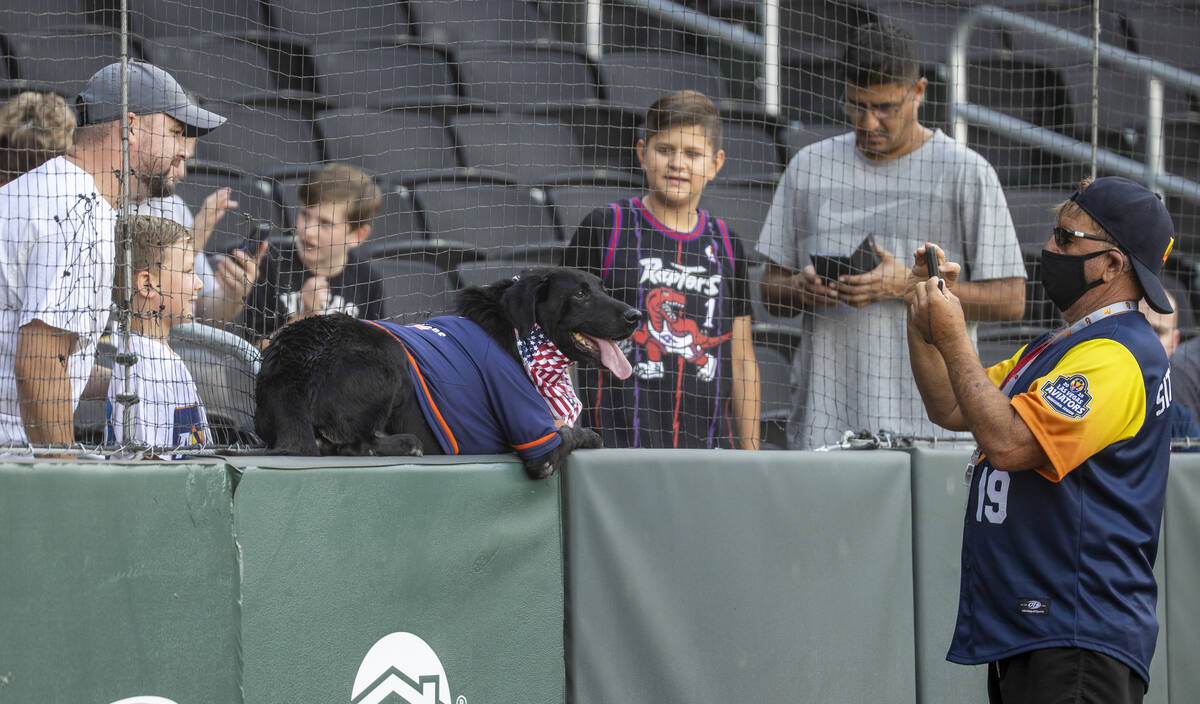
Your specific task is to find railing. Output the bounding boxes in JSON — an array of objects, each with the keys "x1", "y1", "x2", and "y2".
[{"x1": 949, "y1": 4, "x2": 1200, "y2": 202}]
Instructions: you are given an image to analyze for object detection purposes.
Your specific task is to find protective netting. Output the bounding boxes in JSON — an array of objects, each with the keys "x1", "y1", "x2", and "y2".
[{"x1": 0, "y1": 0, "x2": 1196, "y2": 454}]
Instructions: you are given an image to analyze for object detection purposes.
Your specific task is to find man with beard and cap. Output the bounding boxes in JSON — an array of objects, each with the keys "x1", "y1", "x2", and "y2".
[
  {"x1": 757, "y1": 21, "x2": 1026, "y2": 449},
  {"x1": 0, "y1": 61, "x2": 225, "y2": 448},
  {"x1": 125, "y1": 131, "x2": 265, "y2": 324},
  {"x1": 907, "y1": 176, "x2": 1175, "y2": 702}
]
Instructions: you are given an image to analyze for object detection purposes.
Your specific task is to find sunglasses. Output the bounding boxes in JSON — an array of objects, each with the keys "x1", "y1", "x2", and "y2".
[{"x1": 1053, "y1": 226, "x2": 1114, "y2": 249}]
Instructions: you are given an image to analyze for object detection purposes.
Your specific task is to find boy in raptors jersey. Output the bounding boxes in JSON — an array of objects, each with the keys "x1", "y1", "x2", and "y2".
[
  {"x1": 105, "y1": 215, "x2": 209, "y2": 455},
  {"x1": 565, "y1": 90, "x2": 760, "y2": 449}
]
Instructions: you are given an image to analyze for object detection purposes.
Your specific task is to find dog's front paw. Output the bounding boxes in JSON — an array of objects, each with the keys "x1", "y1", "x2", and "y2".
[
  {"x1": 577, "y1": 427, "x2": 603, "y2": 449},
  {"x1": 525, "y1": 459, "x2": 558, "y2": 480}
]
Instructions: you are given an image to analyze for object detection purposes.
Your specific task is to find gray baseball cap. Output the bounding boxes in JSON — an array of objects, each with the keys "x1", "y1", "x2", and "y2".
[{"x1": 76, "y1": 61, "x2": 226, "y2": 136}]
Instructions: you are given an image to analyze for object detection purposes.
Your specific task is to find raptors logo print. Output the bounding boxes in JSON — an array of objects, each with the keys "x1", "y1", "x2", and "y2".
[{"x1": 632, "y1": 287, "x2": 731, "y2": 381}]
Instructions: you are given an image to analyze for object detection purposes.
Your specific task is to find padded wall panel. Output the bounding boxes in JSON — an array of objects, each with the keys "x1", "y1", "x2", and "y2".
[
  {"x1": 233, "y1": 457, "x2": 565, "y2": 704},
  {"x1": 1165, "y1": 455, "x2": 1200, "y2": 703},
  {"x1": 911, "y1": 448, "x2": 1170, "y2": 704},
  {"x1": 565, "y1": 449, "x2": 916, "y2": 704},
  {"x1": 0, "y1": 461, "x2": 240, "y2": 704}
]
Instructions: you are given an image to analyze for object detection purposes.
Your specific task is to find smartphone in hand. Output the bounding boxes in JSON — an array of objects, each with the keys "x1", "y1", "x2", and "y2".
[
  {"x1": 926, "y1": 244, "x2": 944, "y2": 291},
  {"x1": 811, "y1": 234, "x2": 880, "y2": 283},
  {"x1": 236, "y1": 221, "x2": 271, "y2": 255}
]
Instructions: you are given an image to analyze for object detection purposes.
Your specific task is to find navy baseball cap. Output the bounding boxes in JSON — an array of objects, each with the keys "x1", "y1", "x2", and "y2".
[
  {"x1": 1069, "y1": 176, "x2": 1175, "y2": 314},
  {"x1": 76, "y1": 61, "x2": 225, "y2": 137}
]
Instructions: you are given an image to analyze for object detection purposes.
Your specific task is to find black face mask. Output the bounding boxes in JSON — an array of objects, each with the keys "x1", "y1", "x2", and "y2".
[{"x1": 1039, "y1": 249, "x2": 1114, "y2": 312}]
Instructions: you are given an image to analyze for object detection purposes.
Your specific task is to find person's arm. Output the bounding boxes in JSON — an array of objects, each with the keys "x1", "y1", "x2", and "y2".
[
  {"x1": 910, "y1": 279, "x2": 1049, "y2": 471},
  {"x1": 15, "y1": 320, "x2": 77, "y2": 445},
  {"x1": 202, "y1": 242, "x2": 269, "y2": 324},
  {"x1": 729, "y1": 314, "x2": 760, "y2": 449},
  {"x1": 952, "y1": 277, "x2": 1025, "y2": 322},
  {"x1": 190, "y1": 187, "x2": 236, "y2": 258},
  {"x1": 759, "y1": 261, "x2": 841, "y2": 317}
]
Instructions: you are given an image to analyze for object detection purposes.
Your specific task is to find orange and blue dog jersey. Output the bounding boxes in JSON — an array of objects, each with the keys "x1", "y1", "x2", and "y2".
[{"x1": 364, "y1": 317, "x2": 562, "y2": 460}]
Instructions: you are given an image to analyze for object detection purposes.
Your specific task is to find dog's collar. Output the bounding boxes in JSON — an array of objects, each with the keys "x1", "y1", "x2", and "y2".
[{"x1": 516, "y1": 325, "x2": 582, "y2": 427}]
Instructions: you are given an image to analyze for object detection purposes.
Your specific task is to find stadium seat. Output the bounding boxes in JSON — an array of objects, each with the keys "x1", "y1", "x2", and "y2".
[
  {"x1": 3, "y1": 26, "x2": 143, "y2": 97},
  {"x1": 699, "y1": 176, "x2": 779, "y2": 261},
  {"x1": 316, "y1": 107, "x2": 459, "y2": 181},
  {"x1": 963, "y1": 56, "x2": 1073, "y2": 187},
  {"x1": 780, "y1": 57, "x2": 845, "y2": 125},
  {"x1": 411, "y1": 171, "x2": 563, "y2": 261},
  {"x1": 542, "y1": 169, "x2": 645, "y2": 238},
  {"x1": 169, "y1": 322, "x2": 261, "y2": 446},
  {"x1": 407, "y1": 0, "x2": 559, "y2": 46},
  {"x1": 269, "y1": 0, "x2": 412, "y2": 42},
  {"x1": 1003, "y1": 186, "x2": 1071, "y2": 255},
  {"x1": 599, "y1": 3, "x2": 697, "y2": 53},
  {"x1": 139, "y1": 35, "x2": 278, "y2": 103},
  {"x1": 1127, "y1": 5, "x2": 1200, "y2": 78},
  {"x1": 371, "y1": 255, "x2": 457, "y2": 324},
  {"x1": 310, "y1": 39, "x2": 458, "y2": 108},
  {"x1": 275, "y1": 172, "x2": 426, "y2": 258},
  {"x1": 596, "y1": 50, "x2": 730, "y2": 110},
  {"x1": 126, "y1": 0, "x2": 268, "y2": 38},
  {"x1": 532, "y1": 104, "x2": 644, "y2": 172},
  {"x1": 777, "y1": 0, "x2": 878, "y2": 64},
  {"x1": 455, "y1": 42, "x2": 601, "y2": 110},
  {"x1": 450, "y1": 112, "x2": 590, "y2": 182},
  {"x1": 0, "y1": 0, "x2": 114, "y2": 34},
  {"x1": 173, "y1": 161, "x2": 280, "y2": 256},
  {"x1": 751, "y1": 341, "x2": 792, "y2": 448},
  {"x1": 194, "y1": 98, "x2": 321, "y2": 178},
  {"x1": 872, "y1": 1, "x2": 1012, "y2": 68},
  {"x1": 718, "y1": 112, "x2": 786, "y2": 180}
]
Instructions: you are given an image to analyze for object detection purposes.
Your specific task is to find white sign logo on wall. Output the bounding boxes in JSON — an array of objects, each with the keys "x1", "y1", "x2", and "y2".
[
  {"x1": 352, "y1": 632, "x2": 460, "y2": 704},
  {"x1": 109, "y1": 698, "x2": 179, "y2": 704}
]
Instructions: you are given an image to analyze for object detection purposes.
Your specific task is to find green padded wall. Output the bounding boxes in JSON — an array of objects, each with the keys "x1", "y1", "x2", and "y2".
[
  {"x1": 1165, "y1": 455, "x2": 1200, "y2": 703},
  {"x1": 909, "y1": 448, "x2": 987, "y2": 703},
  {"x1": 565, "y1": 449, "x2": 916, "y2": 704},
  {"x1": 231, "y1": 456, "x2": 565, "y2": 704},
  {"x1": 910, "y1": 448, "x2": 1170, "y2": 704},
  {"x1": 0, "y1": 461, "x2": 240, "y2": 704}
]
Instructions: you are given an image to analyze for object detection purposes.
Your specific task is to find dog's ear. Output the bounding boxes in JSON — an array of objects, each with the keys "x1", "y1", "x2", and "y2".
[{"x1": 500, "y1": 271, "x2": 546, "y2": 337}]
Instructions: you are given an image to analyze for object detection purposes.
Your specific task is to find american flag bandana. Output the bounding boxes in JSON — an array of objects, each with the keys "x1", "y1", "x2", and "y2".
[{"x1": 516, "y1": 325, "x2": 581, "y2": 427}]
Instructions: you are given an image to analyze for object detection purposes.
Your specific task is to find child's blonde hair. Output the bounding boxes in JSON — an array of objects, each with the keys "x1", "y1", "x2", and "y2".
[
  {"x1": 113, "y1": 214, "x2": 191, "y2": 304},
  {"x1": 0, "y1": 91, "x2": 77, "y2": 185}
]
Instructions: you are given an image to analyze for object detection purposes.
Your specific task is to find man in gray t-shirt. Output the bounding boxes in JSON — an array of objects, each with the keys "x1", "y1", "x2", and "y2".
[{"x1": 757, "y1": 22, "x2": 1026, "y2": 449}]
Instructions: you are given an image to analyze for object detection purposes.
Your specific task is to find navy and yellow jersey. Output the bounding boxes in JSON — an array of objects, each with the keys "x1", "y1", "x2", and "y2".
[
  {"x1": 364, "y1": 317, "x2": 562, "y2": 461},
  {"x1": 564, "y1": 197, "x2": 750, "y2": 449},
  {"x1": 948, "y1": 311, "x2": 1171, "y2": 686}
]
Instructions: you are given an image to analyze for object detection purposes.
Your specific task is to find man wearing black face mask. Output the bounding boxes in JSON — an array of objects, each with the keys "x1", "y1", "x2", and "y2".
[{"x1": 905, "y1": 175, "x2": 1175, "y2": 703}]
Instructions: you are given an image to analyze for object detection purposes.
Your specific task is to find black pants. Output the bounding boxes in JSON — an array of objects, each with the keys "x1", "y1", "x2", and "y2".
[{"x1": 987, "y1": 647, "x2": 1145, "y2": 704}]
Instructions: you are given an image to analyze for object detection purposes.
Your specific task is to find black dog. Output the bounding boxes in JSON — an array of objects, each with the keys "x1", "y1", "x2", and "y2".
[{"x1": 254, "y1": 267, "x2": 641, "y2": 478}]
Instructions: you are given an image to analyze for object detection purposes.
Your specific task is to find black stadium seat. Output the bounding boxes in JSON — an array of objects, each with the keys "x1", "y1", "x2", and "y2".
[
  {"x1": 412, "y1": 172, "x2": 562, "y2": 260},
  {"x1": 125, "y1": 0, "x2": 268, "y2": 38},
  {"x1": 450, "y1": 112, "x2": 589, "y2": 182},
  {"x1": 310, "y1": 40, "x2": 458, "y2": 108},
  {"x1": 455, "y1": 42, "x2": 600, "y2": 110},
  {"x1": 1003, "y1": 186, "x2": 1071, "y2": 255},
  {"x1": 269, "y1": 0, "x2": 412, "y2": 42},
  {"x1": 4, "y1": 26, "x2": 142, "y2": 97},
  {"x1": 195, "y1": 99, "x2": 321, "y2": 178},
  {"x1": 139, "y1": 35, "x2": 278, "y2": 103},
  {"x1": 543, "y1": 170, "x2": 645, "y2": 237},
  {"x1": 699, "y1": 177, "x2": 779, "y2": 261},
  {"x1": 596, "y1": 50, "x2": 730, "y2": 110},
  {"x1": 0, "y1": 0, "x2": 112, "y2": 34},
  {"x1": 372, "y1": 256, "x2": 457, "y2": 324},
  {"x1": 718, "y1": 113, "x2": 785, "y2": 180},
  {"x1": 317, "y1": 108, "x2": 459, "y2": 181},
  {"x1": 407, "y1": 0, "x2": 558, "y2": 46}
]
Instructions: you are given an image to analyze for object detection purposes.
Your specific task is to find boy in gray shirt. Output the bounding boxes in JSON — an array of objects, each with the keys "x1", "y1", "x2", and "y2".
[{"x1": 757, "y1": 22, "x2": 1026, "y2": 449}]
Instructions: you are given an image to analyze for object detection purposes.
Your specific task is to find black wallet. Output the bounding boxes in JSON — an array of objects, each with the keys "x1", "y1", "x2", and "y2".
[{"x1": 811, "y1": 234, "x2": 881, "y2": 282}]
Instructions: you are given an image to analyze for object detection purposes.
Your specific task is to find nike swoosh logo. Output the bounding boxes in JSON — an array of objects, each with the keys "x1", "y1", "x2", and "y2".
[{"x1": 818, "y1": 199, "x2": 906, "y2": 225}]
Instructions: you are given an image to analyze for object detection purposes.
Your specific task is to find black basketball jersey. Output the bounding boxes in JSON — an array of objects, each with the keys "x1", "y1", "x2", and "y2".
[{"x1": 566, "y1": 197, "x2": 750, "y2": 449}]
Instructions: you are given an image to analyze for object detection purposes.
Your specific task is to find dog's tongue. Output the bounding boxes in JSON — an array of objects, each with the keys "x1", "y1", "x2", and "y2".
[{"x1": 584, "y1": 334, "x2": 633, "y2": 379}]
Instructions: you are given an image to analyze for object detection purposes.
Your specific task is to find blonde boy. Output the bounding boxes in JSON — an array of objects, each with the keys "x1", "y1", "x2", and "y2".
[{"x1": 106, "y1": 215, "x2": 208, "y2": 452}]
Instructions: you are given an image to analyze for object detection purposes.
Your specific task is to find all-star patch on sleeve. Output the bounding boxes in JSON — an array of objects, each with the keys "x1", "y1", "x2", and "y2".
[{"x1": 1010, "y1": 338, "x2": 1146, "y2": 481}]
